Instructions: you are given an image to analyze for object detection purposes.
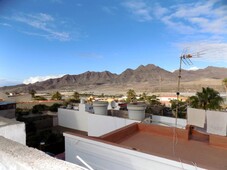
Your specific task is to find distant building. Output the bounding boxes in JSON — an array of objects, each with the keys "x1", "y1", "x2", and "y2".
[{"x1": 158, "y1": 96, "x2": 188, "y2": 107}]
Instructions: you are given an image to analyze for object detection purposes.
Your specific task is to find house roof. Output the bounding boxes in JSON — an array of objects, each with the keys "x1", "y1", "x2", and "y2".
[{"x1": 66, "y1": 123, "x2": 227, "y2": 170}]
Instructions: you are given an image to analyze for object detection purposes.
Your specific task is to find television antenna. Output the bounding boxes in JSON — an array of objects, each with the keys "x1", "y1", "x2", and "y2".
[{"x1": 175, "y1": 48, "x2": 206, "y2": 123}]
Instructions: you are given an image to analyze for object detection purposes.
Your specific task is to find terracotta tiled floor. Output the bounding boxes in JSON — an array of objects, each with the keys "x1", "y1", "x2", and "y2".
[{"x1": 118, "y1": 131, "x2": 227, "y2": 170}]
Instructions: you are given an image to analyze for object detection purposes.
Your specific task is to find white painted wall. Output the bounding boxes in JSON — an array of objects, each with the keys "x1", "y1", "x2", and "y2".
[
  {"x1": 58, "y1": 104, "x2": 88, "y2": 132},
  {"x1": 58, "y1": 103, "x2": 138, "y2": 136},
  {"x1": 88, "y1": 114, "x2": 139, "y2": 137},
  {"x1": 64, "y1": 133, "x2": 205, "y2": 170},
  {"x1": 151, "y1": 115, "x2": 186, "y2": 128},
  {"x1": 0, "y1": 136, "x2": 87, "y2": 170},
  {"x1": 0, "y1": 117, "x2": 25, "y2": 145}
]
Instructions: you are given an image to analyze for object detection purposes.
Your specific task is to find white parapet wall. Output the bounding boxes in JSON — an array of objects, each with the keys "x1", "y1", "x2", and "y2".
[
  {"x1": 58, "y1": 104, "x2": 139, "y2": 136},
  {"x1": 58, "y1": 104, "x2": 88, "y2": 132},
  {"x1": 151, "y1": 115, "x2": 186, "y2": 128},
  {"x1": 0, "y1": 136, "x2": 87, "y2": 170},
  {"x1": 88, "y1": 113, "x2": 139, "y2": 137},
  {"x1": 64, "y1": 133, "x2": 205, "y2": 170},
  {"x1": 0, "y1": 117, "x2": 26, "y2": 145}
]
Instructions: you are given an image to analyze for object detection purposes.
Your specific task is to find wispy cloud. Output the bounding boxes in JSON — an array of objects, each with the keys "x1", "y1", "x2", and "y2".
[
  {"x1": 122, "y1": 0, "x2": 227, "y2": 65},
  {"x1": 3, "y1": 12, "x2": 74, "y2": 41},
  {"x1": 177, "y1": 41, "x2": 227, "y2": 62},
  {"x1": 23, "y1": 74, "x2": 65, "y2": 84},
  {"x1": 153, "y1": 3, "x2": 168, "y2": 19},
  {"x1": 102, "y1": 6, "x2": 118, "y2": 15},
  {"x1": 157, "y1": 0, "x2": 227, "y2": 35},
  {"x1": 122, "y1": 0, "x2": 152, "y2": 22},
  {"x1": 0, "y1": 22, "x2": 12, "y2": 27},
  {"x1": 123, "y1": 0, "x2": 227, "y2": 35}
]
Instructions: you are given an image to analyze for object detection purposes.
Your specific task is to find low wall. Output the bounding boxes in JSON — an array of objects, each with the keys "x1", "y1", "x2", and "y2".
[
  {"x1": 138, "y1": 123, "x2": 189, "y2": 140},
  {"x1": 64, "y1": 133, "x2": 204, "y2": 170},
  {"x1": 151, "y1": 115, "x2": 186, "y2": 128},
  {"x1": 88, "y1": 114, "x2": 139, "y2": 137},
  {"x1": 58, "y1": 106, "x2": 88, "y2": 132},
  {"x1": 209, "y1": 134, "x2": 227, "y2": 148},
  {"x1": 100, "y1": 123, "x2": 138, "y2": 142},
  {"x1": 58, "y1": 105, "x2": 139, "y2": 136},
  {"x1": 0, "y1": 136, "x2": 86, "y2": 170},
  {"x1": 0, "y1": 117, "x2": 26, "y2": 145}
]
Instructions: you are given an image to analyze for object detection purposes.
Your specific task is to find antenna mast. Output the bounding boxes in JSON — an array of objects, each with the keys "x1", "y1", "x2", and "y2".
[{"x1": 175, "y1": 49, "x2": 205, "y2": 125}]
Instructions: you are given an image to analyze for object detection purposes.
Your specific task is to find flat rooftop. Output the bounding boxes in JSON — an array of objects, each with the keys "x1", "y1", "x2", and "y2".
[
  {"x1": 74, "y1": 123, "x2": 227, "y2": 170},
  {"x1": 0, "y1": 102, "x2": 16, "y2": 105}
]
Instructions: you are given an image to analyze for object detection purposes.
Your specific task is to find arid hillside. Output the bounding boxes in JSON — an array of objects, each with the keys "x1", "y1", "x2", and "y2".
[{"x1": 1, "y1": 64, "x2": 227, "y2": 95}]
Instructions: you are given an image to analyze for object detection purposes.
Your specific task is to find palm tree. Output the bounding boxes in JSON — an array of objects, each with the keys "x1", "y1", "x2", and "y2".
[
  {"x1": 188, "y1": 87, "x2": 223, "y2": 110},
  {"x1": 170, "y1": 99, "x2": 187, "y2": 118},
  {"x1": 187, "y1": 96, "x2": 199, "y2": 108},
  {"x1": 223, "y1": 78, "x2": 227, "y2": 103}
]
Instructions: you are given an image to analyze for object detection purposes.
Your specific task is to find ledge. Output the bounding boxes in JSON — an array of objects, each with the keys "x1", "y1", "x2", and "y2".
[{"x1": 0, "y1": 136, "x2": 86, "y2": 170}]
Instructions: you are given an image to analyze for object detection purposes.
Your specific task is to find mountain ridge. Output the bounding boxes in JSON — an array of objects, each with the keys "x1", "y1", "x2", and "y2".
[{"x1": 1, "y1": 64, "x2": 227, "y2": 94}]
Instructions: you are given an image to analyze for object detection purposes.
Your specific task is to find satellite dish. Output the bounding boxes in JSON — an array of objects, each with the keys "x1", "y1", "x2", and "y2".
[{"x1": 110, "y1": 101, "x2": 116, "y2": 109}]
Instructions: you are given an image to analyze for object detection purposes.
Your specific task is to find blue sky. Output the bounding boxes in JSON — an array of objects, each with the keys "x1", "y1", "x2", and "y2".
[{"x1": 1, "y1": 0, "x2": 227, "y2": 86}]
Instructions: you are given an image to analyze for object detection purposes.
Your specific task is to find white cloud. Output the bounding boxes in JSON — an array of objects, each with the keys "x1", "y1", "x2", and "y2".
[
  {"x1": 161, "y1": 16, "x2": 195, "y2": 34},
  {"x1": 0, "y1": 23, "x2": 12, "y2": 27},
  {"x1": 122, "y1": 0, "x2": 152, "y2": 22},
  {"x1": 23, "y1": 74, "x2": 64, "y2": 84},
  {"x1": 188, "y1": 66, "x2": 199, "y2": 71},
  {"x1": 122, "y1": 0, "x2": 227, "y2": 35},
  {"x1": 177, "y1": 41, "x2": 227, "y2": 62},
  {"x1": 4, "y1": 13, "x2": 72, "y2": 41},
  {"x1": 153, "y1": 3, "x2": 168, "y2": 19},
  {"x1": 158, "y1": 0, "x2": 227, "y2": 35}
]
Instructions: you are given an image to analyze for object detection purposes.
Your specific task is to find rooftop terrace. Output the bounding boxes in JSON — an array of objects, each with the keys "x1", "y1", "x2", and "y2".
[
  {"x1": 100, "y1": 123, "x2": 227, "y2": 170},
  {"x1": 65, "y1": 123, "x2": 227, "y2": 170}
]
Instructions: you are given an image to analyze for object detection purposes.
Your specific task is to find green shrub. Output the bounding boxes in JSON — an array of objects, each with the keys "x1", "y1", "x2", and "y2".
[
  {"x1": 49, "y1": 103, "x2": 62, "y2": 112},
  {"x1": 32, "y1": 104, "x2": 49, "y2": 114},
  {"x1": 34, "y1": 96, "x2": 47, "y2": 101}
]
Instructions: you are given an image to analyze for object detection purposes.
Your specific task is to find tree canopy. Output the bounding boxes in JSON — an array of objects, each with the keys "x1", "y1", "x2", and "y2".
[
  {"x1": 29, "y1": 89, "x2": 36, "y2": 98},
  {"x1": 223, "y1": 78, "x2": 227, "y2": 90},
  {"x1": 126, "y1": 89, "x2": 137, "y2": 103},
  {"x1": 170, "y1": 99, "x2": 187, "y2": 118},
  {"x1": 188, "y1": 87, "x2": 223, "y2": 110},
  {"x1": 73, "y1": 91, "x2": 80, "y2": 100},
  {"x1": 51, "y1": 91, "x2": 62, "y2": 100}
]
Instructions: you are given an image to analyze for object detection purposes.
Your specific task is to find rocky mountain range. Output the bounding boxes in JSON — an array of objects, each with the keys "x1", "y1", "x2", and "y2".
[{"x1": 1, "y1": 64, "x2": 227, "y2": 94}]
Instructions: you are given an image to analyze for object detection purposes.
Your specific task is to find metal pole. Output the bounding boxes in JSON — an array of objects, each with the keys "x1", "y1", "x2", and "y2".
[{"x1": 176, "y1": 56, "x2": 183, "y2": 125}]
